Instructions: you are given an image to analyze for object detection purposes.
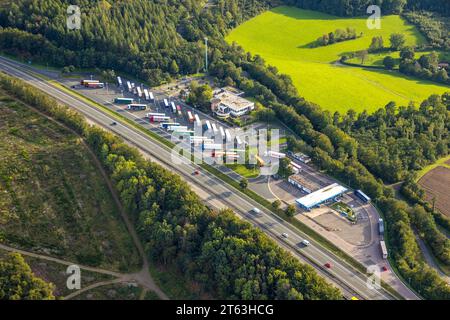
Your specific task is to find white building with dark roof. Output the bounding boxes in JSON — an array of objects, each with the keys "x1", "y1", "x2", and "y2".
[{"x1": 211, "y1": 88, "x2": 255, "y2": 118}]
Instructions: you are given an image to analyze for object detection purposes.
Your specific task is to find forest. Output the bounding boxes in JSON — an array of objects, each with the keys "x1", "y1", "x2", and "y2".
[
  {"x1": 0, "y1": 72, "x2": 341, "y2": 300},
  {"x1": 335, "y1": 93, "x2": 450, "y2": 183},
  {"x1": 0, "y1": 253, "x2": 55, "y2": 300},
  {"x1": 283, "y1": 0, "x2": 450, "y2": 16},
  {"x1": 0, "y1": 0, "x2": 449, "y2": 299}
]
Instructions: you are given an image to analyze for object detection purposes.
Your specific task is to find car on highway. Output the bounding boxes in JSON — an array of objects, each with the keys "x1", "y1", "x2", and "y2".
[
  {"x1": 382, "y1": 265, "x2": 388, "y2": 272},
  {"x1": 252, "y1": 207, "x2": 261, "y2": 215},
  {"x1": 194, "y1": 170, "x2": 200, "y2": 175},
  {"x1": 324, "y1": 262, "x2": 332, "y2": 269},
  {"x1": 301, "y1": 239, "x2": 310, "y2": 246},
  {"x1": 281, "y1": 232, "x2": 289, "y2": 238},
  {"x1": 111, "y1": 121, "x2": 117, "y2": 126}
]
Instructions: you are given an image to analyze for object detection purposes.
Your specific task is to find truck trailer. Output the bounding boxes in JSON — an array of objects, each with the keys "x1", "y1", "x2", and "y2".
[
  {"x1": 127, "y1": 104, "x2": 147, "y2": 111},
  {"x1": 86, "y1": 82, "x2": 104, "y2": 89},
  {"x1": 114, "y1": 97, "x2": 134, "y2": 105}
]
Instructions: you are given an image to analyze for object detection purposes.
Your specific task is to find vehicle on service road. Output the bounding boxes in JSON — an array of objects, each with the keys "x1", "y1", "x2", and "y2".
[{"x1": 281, "y1": 233, "x2": 289, "y2": 239}]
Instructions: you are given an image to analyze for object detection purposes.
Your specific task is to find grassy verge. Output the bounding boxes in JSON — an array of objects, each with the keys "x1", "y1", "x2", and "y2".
[{"x1": 226, "y1": 163, "x2": 260, "y2": 179}]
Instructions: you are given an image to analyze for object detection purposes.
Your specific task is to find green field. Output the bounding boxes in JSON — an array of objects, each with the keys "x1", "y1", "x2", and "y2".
[
  {"x1": 0, "y1": 94, "x2": 140, "y2": 272},
  {"x1": 226, "y1": 6, "x2": 450, "y2": 114}
]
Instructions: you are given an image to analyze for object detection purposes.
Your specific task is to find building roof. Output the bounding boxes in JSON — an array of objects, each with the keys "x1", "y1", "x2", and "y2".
[
  {"x1": 213, "y1": 90, "x2": 254, "y2": 112},
  {"x1": 296, "y1": 183, "x2": 347, "y2": 209},
  {"x1": 288, "y1": 174, "x2": 320, "y2": 192},
  {"x1": 222, "y1": 86, "x2": 245, "y2": 96}
]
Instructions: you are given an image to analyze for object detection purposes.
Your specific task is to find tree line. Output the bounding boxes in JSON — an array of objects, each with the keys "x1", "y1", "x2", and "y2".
[
  {"x1": 0, "y1": 252, "x2": 55, "y2": 300},
  {"x1": 206, "y1": 40, "x2": 450, "y2": 299},
  {"x1": 283, "y1": 0, "x2": 450, "y2": 16},
  {"x1": 313, "y1": 27, "x2": 360, "y2": 47},
  {"x1": 0, "y1": 72, "x2": 341, "y2": 300},
  {"x1": 398, "y1": 47, "x2": 449, "y2": 84},
  {"x1": 1, "y1": 0, "x2": 449, "y2": 299},
  {"x1": 403, "y1": 11, "x2": 450, "y2": 50}
]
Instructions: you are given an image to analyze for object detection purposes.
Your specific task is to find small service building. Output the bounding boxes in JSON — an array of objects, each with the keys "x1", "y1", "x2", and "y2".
[{"x1": 295, "y1": 183, "x2": 347, "y2": 210}]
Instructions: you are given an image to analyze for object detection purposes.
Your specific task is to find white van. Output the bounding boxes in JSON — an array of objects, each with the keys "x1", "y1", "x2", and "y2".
[
  {"x1": 301, "y1": 239, "x2": 310, "y2": 246},
  {"x1": 252, "y1": 207, "x2": 261, "y2": 215}
]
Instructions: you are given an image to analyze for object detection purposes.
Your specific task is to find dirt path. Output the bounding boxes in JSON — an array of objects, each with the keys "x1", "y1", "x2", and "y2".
[
  {"x1": 0, "y1": 243, "x2": 121, "y2": 277},
  {"x1": 63, "y1": 279, "x2": 123, "y2": 300}
]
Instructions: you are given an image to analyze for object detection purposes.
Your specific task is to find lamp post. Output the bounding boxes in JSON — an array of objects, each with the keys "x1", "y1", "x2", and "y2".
[{"x1": 204, "y1": 37, "x2": 208, "y2": 73}]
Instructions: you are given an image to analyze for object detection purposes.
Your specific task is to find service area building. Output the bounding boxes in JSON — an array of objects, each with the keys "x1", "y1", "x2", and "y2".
[
  {"x1": 288, "y1": 174, "x2": 320, "y2": 194},
  {"x1": 211, "y1": 88, "x2": 255, "y2": 118},
  {"x1": 295, "y1": 183, "x2": 348, "y2": 210}
]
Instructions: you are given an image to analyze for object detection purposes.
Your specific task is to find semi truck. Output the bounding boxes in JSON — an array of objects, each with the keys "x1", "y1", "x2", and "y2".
[
  {"x1": 190, "y1": 137, "x2": 214, "y2": 146},
  {"x1": 127, "y1": 81, "x2": 132, "y2": 92},
  {"x1": 380, "y1": 241, "x2": 388, "y2": 259},
  {"x1": 194, "y1": 114, "x2": 201, "y2": 127},
  {"x1": 81, "y1": 79, "x2": 99, "y2": 86},
  {"x1": 176, "y1": 105, "x2": 182, "y2": 116},
  {"x1": 225, "y1": 129, "x2": 232, "y2": 143},
  {"x1": 171, "y1": 102, "x2": 177, "y2": 113},
  {"x1": 266, "y1": 151, "x2": 286, "y2": 159},
  {"x1": 164, "y1": 99, "x2": 169, "y2": 107},
  {"x1": 117, "y1": 76, "x2": 122, "y2": 87},
  {"x1": 144, "y1": 89, "x2": 150, "y2": 101},
  {"x1": 146, "y1": 112, "x2": 166, "y2": 118},
  {"x1": 169, "y1": 126, "x2": 188, "y2": 132},
  {"x1": 160, "y1": 122, "x2": 180, "y2": 129},
  {"x1": 202, "y1": 143, "x2": 223, "y2": 151},
  {"x1": 172, "y1": 130, "x2": 194, "y2": 137},
  {"x1": 86, "y1": 82, "x2": 104, "y2": 89},
  {"x1": 114, "y1": 97, "x2": 134, "y2": 105},
  {"x1": 136, "y1": 87, "x2": 142, "y2": 98},
  {"x1": 149, "y1": 116, "x2": 171, "y2": 122},
  {"x1": 211, "y1": 123, "x2": 218, "y2": 134},
  {"x1": 187, "y1": 111, "x2": 194, "y2": 123},
  {"x1": 204, "y1": 120, "x2": 212, "y2": 132},
  {"x1": 127, "y1": 104, "x2": 147, "y2": 111},
  {"x1": 378, "y1": 218, "x2": 384, "y2": 235},
  {"x1": 355, "y1": 190, "x2": 371, "y2": 203}
]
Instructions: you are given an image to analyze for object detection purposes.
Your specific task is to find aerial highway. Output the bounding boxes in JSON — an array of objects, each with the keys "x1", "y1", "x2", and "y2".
[{"x1": 0, "y1": 56, "x2": 410, "y2": 300}]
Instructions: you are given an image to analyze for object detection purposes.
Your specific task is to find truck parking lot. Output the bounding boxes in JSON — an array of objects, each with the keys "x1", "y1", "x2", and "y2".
[{"x1": 65, "y1": 75, "x2": 390, "y2": 276}]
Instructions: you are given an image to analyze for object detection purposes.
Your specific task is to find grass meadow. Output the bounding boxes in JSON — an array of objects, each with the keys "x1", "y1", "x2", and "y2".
[{"x1": 226, "y1": 6, "x2": 449, "y2": 114}]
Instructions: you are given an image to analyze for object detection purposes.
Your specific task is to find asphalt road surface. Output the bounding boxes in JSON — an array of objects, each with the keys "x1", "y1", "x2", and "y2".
[{"x1": 0, "y1": 56, "x2": 406, "y2": 300}]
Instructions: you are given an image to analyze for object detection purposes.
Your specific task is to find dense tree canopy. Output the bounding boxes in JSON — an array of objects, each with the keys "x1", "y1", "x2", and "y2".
[
  {"x1": 0, "y1": 253, "x2": 55, "y2": 300},
  {"x1": 0, "y1": 0, "x2": 449, "y2": 300},
  {"x1": 0, "y1": 73, "x2": 342, "y2": 300}
]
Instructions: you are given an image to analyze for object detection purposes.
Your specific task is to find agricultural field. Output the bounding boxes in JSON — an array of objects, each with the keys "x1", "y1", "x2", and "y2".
[
  {"x1": 226, "y1": 6, "x2": 450, "y2": 114},
  {"x1": 0, "y1": 94, "x2": 140, "y2": 272},
  {"x1": 418, "y1": 165, "x2": 450, "y2": 218}
]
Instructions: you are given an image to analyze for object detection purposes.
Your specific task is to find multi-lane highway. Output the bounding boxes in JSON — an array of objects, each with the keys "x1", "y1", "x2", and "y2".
[{"x1": 0, "y1": 56, "x2": 406, "y2": 300}]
